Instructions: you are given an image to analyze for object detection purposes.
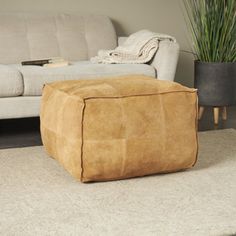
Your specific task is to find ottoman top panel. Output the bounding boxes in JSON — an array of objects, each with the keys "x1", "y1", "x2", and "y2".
[{"x1": 45, "y1": 75, "x2": 196, "y2": 100}]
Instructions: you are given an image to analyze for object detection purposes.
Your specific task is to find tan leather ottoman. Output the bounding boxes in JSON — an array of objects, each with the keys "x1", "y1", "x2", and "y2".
[{"x1": 40, "y1": 75, "x2": 198, "y2": 182}]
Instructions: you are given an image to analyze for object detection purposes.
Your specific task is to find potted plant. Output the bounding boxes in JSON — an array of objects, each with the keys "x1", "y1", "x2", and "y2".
[{"x1": 183, "y1": 0, "x2": 236, "y2": 124}]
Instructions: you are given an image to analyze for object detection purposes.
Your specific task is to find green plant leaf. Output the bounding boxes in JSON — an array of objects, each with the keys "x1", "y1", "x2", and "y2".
[{"x1": 183, "y1": 0, "x2": 236, "y2": 62}]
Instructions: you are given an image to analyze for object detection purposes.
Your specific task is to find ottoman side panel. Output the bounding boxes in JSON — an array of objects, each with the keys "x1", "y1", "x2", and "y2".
[
  {"x1": 120, "y1": 91, "x2": 198, "y2": 177},
  {"x1": 82, "y1": 91, "x2": 197, "y2": 182},
  {"x1": 162, "y1": 91, "x2": 198, "y2": 170},
  {"x1": 40, "y1": 85, "x2": 84, "y2": 180},
  {"x1": 82, "y1": 98, "x2": 127, "y2": 182}
]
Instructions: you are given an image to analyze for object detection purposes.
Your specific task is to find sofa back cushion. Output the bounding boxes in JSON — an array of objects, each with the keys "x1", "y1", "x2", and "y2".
[{"x1": 0, "y1": 13, "x2": 117, "y2": 64}]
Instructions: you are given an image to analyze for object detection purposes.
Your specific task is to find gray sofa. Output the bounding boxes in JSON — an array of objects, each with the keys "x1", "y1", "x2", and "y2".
[{"x1": 0, "y1": 12, "x2": 179, "y2": 119}]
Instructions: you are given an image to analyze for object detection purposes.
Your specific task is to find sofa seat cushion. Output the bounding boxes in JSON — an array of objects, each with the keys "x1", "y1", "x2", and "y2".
[
  {"x1": 0, "y1": 65, "x2": 23, "y2": 97},
  {"x1": 16, "y1": 61, "x2": 156, "y2": 96}
]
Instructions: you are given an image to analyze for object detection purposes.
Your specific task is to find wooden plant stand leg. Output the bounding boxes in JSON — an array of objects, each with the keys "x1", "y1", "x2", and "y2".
[
  {"x1": 198, "y1": 106, "x2": 205, "y2": 120},
  {"x1": 222, "y1": 106, "x2": 227, "y2": 120},
  {"x1": 213, "y1": 107, "x2": 220, "y2": 125}
]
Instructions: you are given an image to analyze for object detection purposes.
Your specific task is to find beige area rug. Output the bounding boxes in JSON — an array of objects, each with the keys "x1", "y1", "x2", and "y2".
[{"x1": 0, "y1": 129, "x2": 236, "y2": 236}]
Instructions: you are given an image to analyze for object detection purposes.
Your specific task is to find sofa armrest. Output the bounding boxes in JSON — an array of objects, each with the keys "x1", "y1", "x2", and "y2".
[
  {"x1": 118, "y1": 36, "x2": 127, "y2": 46},
  {"x1": 118, "y1": 36, "x2": 180, "y2": 81},
  {"x1": 151, "y1": 40, "x2": 180, "y2": 81}
]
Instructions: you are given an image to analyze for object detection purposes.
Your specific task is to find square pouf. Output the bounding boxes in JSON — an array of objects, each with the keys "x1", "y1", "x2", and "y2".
[{"x1": 40, "y1": 75, "x2": 198, "y2": 182}]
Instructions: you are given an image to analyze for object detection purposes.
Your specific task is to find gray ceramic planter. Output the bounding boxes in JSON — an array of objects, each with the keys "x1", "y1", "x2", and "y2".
[{"x1": 194, "y1": 61, "x2": 236, "y2": 106}]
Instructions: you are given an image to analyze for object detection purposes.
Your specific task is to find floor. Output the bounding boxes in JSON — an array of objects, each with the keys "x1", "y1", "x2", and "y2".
[
  {"x1": 0, "y1": 106, "x2": 235, "y2": 149},
  {"x1": 1, "y1": 129, "x2": 236, "y2": 235}
]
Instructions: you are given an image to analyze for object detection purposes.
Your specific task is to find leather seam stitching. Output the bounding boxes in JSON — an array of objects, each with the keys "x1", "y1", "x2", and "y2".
[{"x1": 80, "y1": 99, "x2": 86, "y2": 181}]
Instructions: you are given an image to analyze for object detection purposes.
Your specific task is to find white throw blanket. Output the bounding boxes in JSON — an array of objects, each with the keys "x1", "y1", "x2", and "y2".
[{"x1": 91, "y1": 30, "x2": 176, "y2": 64}]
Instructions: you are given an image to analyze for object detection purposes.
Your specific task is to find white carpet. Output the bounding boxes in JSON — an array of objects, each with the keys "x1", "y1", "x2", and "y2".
[{"x1": 0, "y1": 129, "x2": 236, "y2": 236}]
